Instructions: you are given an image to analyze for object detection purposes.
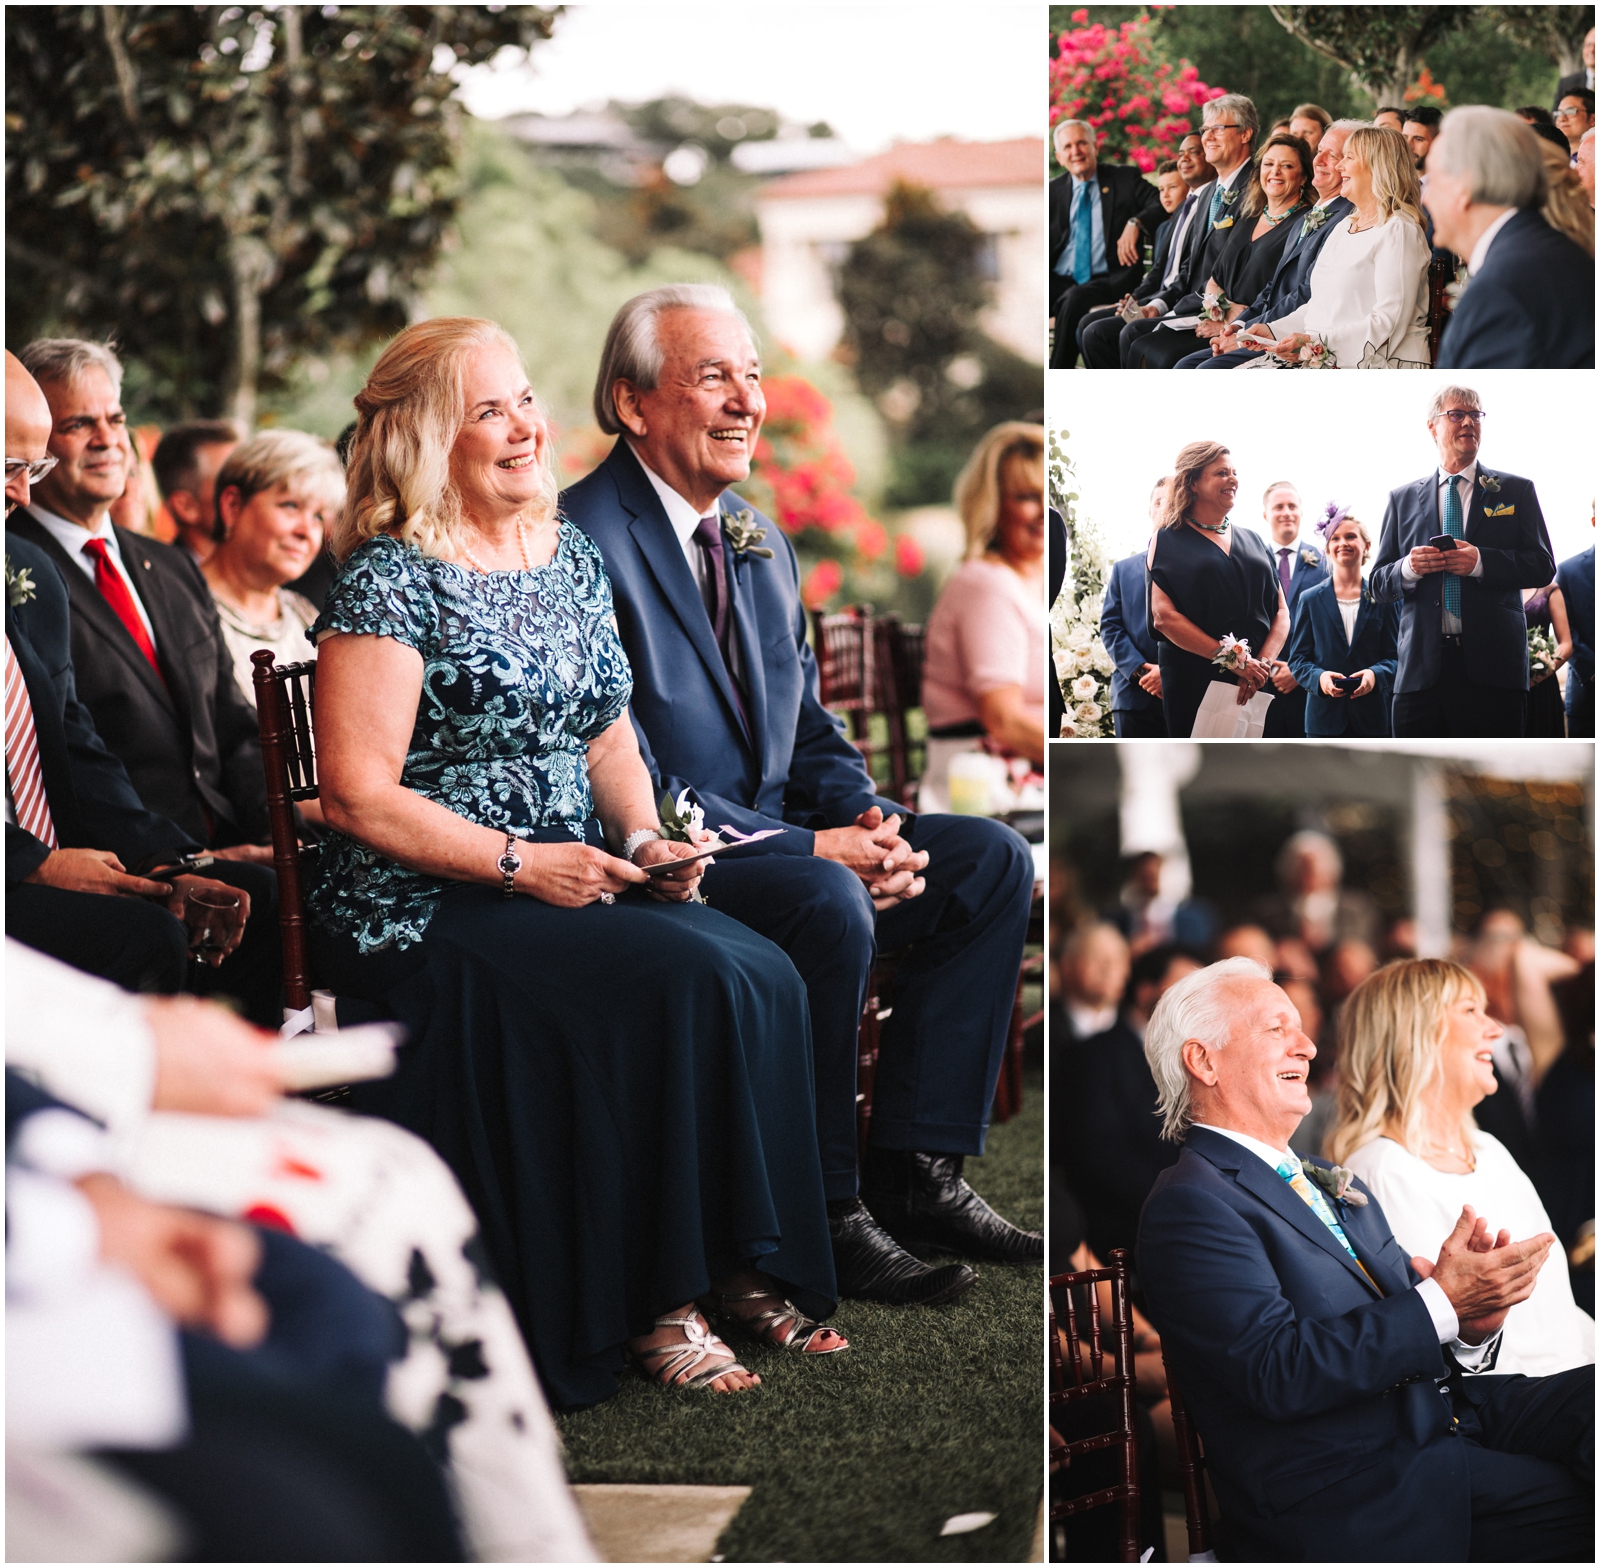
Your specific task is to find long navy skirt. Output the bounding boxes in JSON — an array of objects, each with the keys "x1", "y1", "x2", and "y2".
[{"x1": 313, "y1": 882, "x2": 835, "y2": 1410}]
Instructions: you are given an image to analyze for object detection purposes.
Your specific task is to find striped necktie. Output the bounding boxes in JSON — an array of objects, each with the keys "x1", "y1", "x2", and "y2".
[
  {"x1": 1276, "y1": 1156, "x2": 1379, "y2": 1291},
  {"x1": 1442, "y1": 474, "x2": 1465, "y2": 620},
  {"x1": 4, "y1": 634, "x2": 58, "y2": 849}
]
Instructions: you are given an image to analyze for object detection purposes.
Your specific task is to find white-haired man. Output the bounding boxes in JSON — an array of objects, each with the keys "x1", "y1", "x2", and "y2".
[
  {"x1": 1577, "y1": 126, "x2": 1595, "y2": 204},
  {"x1": 1137, "y1": 957, "x2": 1593, "y2": 1562},
  {"x1": 1427, "y1": 106, "x2": 1595, "y2": 368}
]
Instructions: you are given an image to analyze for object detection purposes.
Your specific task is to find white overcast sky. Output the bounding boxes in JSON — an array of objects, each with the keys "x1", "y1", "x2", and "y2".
[
  {"x1": 1053, "y1": 370, "x2": 1597, "y2": 568},
  {"x1": 458, "y1": 3, "x2": 1042, "y2": 150}
]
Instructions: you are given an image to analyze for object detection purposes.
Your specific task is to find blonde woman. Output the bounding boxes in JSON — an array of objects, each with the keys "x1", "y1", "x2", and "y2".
[
  {"x1": 920, "y1": 421, "x2": 1045, "y2": 810},
  {"x1": 1243, "y1": 125, "x2": 1432, "y2": 368},
  {"x1": 203, "y1": 429, "x2": 344, "y2": 707},
  {"x1": 1535, "y1": 134, "x2": 1595, "y2": 257},
  {"x1": 1331, "y1": 959, "x2": 1594, "y2": 1376},
  {"x1": 307, "y1": 317, "x2": 845, "y2": 1408},
  {"x1": 1144, "y1": 441, "x2": 1286, "y2": 738}
]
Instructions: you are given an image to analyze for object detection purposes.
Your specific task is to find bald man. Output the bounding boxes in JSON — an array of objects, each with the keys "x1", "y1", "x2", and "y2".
[{"x1": 5, "y1": 349, "x2": 54, "y2": 516}]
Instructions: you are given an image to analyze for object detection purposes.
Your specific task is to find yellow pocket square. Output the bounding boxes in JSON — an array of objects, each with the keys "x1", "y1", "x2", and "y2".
[
  {"x1": 1484, "y1": 504, "x2": 1515, "y2": 517},
  {"x1": 1213, "y1": 218, "x2": 1235, "y2": 230}
]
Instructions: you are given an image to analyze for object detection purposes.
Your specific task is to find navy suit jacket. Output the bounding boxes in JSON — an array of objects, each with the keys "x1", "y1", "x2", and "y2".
[
  {"x1": 1276, "y1": 539, "x2": 1329, "y2": 616},
  {"x1": 4, "y1": 536, "x2": 194, "y2": 884},
  {"x1": 1241, "y1": 197, "x2": 1354, "y2": 324},
  {"x1": 561, "y1": 441, "x2": 894, "y2": 854},
  {"x1": 1128, "y1": 205, "x2": 1183, "y2": 302},
  {"x1": 1370, "y1": 467, "x2": 1556, "y2": 693},
  {"x1": 1556, "y1": 545, "x2": 1595, "y2": 712},
  {"x1": 1435, "y1": 209, "x2": 1595, "y2": 369},
  {"x1": 1286, "y1": 577, "x2": 1400, "y2": 736},
  {"x1": 1099, "y1": 553, "x2": 1159, "y2": 713},
  {"x1": 1139, "y1": 1125, "x2": 1474, "y2": 1562}
]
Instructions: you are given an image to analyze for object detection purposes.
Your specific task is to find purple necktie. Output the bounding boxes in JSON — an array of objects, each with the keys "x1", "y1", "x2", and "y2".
[
  {"x1": 1278, "y1": 547, "x2": 1293, "y2": 601},
  {"x1": 693, "y1": 515, "x2": 748, "y2": 733}
]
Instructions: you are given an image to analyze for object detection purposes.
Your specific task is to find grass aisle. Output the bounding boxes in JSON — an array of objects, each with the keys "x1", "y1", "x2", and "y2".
[{"x1": 556, "y1": 1068, "x2": 1044, "y2": 1562}]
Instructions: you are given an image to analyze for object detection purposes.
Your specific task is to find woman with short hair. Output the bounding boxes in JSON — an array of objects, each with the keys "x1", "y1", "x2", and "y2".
[
  {"x1": 203, "y1": 428, "x2": 344, "y2": 706},
  {"x1": 920, "y1": 421, "x2": 1045, "y2": 810},
  {"x1": 1331, "y1": 959, "x2": 1594, "y2": 1377},
  {"x1": 1243, "y1": 126, "x2": 1432, "y2": 368},
  {"x1": 306, "y1": 316, "x2": 844, "y2": 1408}
]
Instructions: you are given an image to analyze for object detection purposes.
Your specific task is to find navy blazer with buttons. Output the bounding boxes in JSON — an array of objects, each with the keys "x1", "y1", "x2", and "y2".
[
  {"x1": 1139, "y1": 1125, "x2": 1475, "y2": 1562},
  {"x1": 1099, "y1": 553, "x2": 1160, "y2": 713},
  {"x1": 1369, "y1": 467, "x2": 1555, "y2": 694},
  {"x1": 4, "y1": 535, "x2": 194, "y2": 885},
  {"x1": 1555, "y1": 545, "x2": 1595, "y2": 716},
  {"x1": 1286, "y1": 576, "x2": 1400, "y2": 736},
  {"x1": 1435, "y1": 208, "x2": 1595, "y2": 370},
  {"x1": 561, "y1": 440, "x2": 894, "y2": 852}
]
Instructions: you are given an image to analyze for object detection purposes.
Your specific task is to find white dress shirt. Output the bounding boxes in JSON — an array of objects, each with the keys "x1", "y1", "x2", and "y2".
[
  {"x1": 1466, "y1": 209, "x2": 1519, "y2": 277},
  {"x1": 1194, "y1": 1121, "x2": 1493, "y2": 1362},
  {"x1": 27, "y1": 503, "x2": 160, "y2": 648}
]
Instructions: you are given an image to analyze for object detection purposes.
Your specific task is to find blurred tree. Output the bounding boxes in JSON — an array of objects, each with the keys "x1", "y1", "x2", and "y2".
[
  {"x1": 6, "y1": 4, "x2": 558, "y2": 427},
  {"x1": 837, "y1": 183, "x2": 1041, "y2": 510},
  {"x1": 1265, "y1": 8, "x2": 1473, "y2": 105},
  {"x1": 1488, "y1": 5, "x2": 1596, "y2": 76}
]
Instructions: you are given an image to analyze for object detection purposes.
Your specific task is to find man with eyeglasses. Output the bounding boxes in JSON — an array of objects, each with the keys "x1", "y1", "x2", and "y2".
[
  {"x1": 1554, "y1": 90, "x2": 1595, "y2": 159},
  {"x1": 1426, "y1": 106, "x2": 1594, "y2": 369},
  {"x1": 1369, "y1": 386, "x2": 1556, "y2": 738}
]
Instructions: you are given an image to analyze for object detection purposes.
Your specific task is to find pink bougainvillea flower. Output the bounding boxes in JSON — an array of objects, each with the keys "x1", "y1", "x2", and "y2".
[
  {"x1": 801, "y1": 558, "x2": 844, "y2": 609},
  {"x1": 894, "y1": 534, "x2": 926, "y2": 579}
]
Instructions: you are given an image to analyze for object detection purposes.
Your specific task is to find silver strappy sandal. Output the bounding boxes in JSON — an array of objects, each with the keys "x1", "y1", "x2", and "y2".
[
  {"x1": 699, "y1": 1288, "x2": 850, "y2": 1355},
  {"x1": 630, "y1": 1311, "x2": 754, "y2": 1390}
]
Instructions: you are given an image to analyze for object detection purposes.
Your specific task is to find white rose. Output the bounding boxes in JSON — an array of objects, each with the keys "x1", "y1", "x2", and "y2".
[
  {"x1": 1065, "y1": 623, "x2": 1094, "y2": 652},
  {"x1": 1075, "y1": 701, "x2": 1103, "y2": 724},
  {"x1": 1091, "y1": 644, "x2": 1115, "y2": 674},
  {"x1": 1081, "y1": 594, "x2": 1105, "y2": 624},
  {"x1": 1071, "y1": 674, "x2": 1099, "y2": 701},
  {"x1": 1059, "y1": 717, "x2": 1078, "y2": 738},
  {"x1": 1061, "y1": 646, "x2": 1088, "y2": 675}
]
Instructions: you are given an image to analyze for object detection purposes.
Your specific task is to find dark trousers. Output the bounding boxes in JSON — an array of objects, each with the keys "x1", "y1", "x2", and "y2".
[
  {"x1": 1262, "y1": 685, "x2": 1309, "y2": 739},
  {"x1": 1129, "y1": 324, "x2": 1207, "y2": 369},
  {"x1": 1081, "y1": 312, "x2": 1162, "y2": 370},
  {"x1": 5, "y1": 880, "x2": 190, "y2": 992},
  {"x1": 702, "y1": 813, "x2": 1034, "y2": 1201},
  {"x1": 1392, "y1": 639, "x2": 1528, "y2": 738},
  {"x1": 1568, "y1": 676, "x2": 1594, "y2": 738},
  {"x1": 1458, "y1": 1364, "x2": 1593, "y2": 1561},
  {"x1": 192, "y1": 859, "x2": 282, "y2": 1027},
  {"x1": 1051, "y1": 272, "x2": 1137, "y2": 368},
  {"x1": 1113, "y1": 705, "x2": 1168, "y2": 738},
  {"x1": 1183, "y1": 345, "x2": 1270, "y2": 370}
]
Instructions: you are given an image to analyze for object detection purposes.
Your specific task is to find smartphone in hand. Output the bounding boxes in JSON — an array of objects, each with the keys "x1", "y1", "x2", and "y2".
[{"x1": 1427, "y1": 535, "x2": 1459, "y2": 552}]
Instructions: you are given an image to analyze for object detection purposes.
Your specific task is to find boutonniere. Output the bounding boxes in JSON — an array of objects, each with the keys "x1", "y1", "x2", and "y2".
[
  {"x1": 1480, "y1": 474, "x2": 1501, "y2": 494},
  {"x1": 1219, "y1": 184, "x2": 1239, "y2": 208},
  {"x1": 5, "y1": 555, "x2": 36, "y2": 608},
  {"x1": 721, "y1": 507, "x2": 774, "y2": 561},
  {"x1": 1484, "y1": 503, "x2": 1515, "y2": 518},
  {"x1": 1300, "y1": 205, "x2": 1332, "y2": 238},
  {"x1": 1304, "y1": 1162, "x2": 1368, "y2": 1208},
  {"x1": 1300, "y1": 547, "x2": 1319, "y2": 568}
]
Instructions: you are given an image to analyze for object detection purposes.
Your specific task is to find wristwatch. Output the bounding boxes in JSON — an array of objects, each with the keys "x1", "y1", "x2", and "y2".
[{"x1": 497, "y1": 834, "x2": 522, "y2": 900}]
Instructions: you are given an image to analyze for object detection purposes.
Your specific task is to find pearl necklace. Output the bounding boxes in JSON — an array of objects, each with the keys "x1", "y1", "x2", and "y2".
[{"x1": 459, "y1": 517, "x2": 536, "y2": 576}]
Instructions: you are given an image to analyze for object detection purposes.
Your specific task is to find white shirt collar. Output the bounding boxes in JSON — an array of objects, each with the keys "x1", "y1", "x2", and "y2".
[
  {"x1": 629, "y1": 441, "x2": 713, "y2": 548},
  {"x1": 28, "y1": 501, "x2": 114, "y2": 551},
  {"x1": 1438, "y1": 459, "x2": 1479, "y2": 488},
  {"x1": 1194, "y1": 1122, "x2": 1295, "y2": 1168},
  {"x1": 1467, "y1": 209, "x2": 1518, "y2": 276},
  {"x1": 1071, "y1": 169, "x2": 1097, "y2": 188}
]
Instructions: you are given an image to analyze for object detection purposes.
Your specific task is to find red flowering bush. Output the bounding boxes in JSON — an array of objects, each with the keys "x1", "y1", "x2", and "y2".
[{"x1": 1050, "y1": 8, "x2": 1223, "y2": 173}]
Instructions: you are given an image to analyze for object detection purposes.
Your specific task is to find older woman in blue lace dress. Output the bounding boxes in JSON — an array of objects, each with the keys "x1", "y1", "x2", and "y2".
[{"x1": 306, "y1": 317, "x2": 843, "y2": 1409}]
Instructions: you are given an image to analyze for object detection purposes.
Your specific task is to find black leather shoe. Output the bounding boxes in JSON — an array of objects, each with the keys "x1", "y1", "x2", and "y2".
[
  {"x1": 827, "y1": 1197, "x2": 977, "y2": 1305},
  {"x1": 861, "y1": 1150, "x2": 1044, "y2": 1265}
]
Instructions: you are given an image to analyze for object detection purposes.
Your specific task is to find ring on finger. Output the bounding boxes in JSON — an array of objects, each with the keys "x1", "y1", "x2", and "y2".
[{"x1": 599, "y1": 891, "x2": 616, "y2": 905}]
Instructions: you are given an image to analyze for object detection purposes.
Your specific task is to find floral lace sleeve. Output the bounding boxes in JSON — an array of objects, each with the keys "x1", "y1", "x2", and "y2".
[{"x1": 311, "y1": 535, "x2": 438, "y2": 654}]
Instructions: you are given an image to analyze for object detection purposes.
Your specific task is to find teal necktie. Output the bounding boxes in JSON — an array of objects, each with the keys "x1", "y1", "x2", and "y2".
[
  {"x1": 1208, "y1": 179, "x2": 1225, "y2": 227},
  {"x1": 1071, "y1": 181, "x2": 1092, "y2": 284},
  {"x1": 1443, "y1": 475, "x2": 1465, "y2": 619},
  {"x1": 1275, "y1": 1157, "x2": 1378, "y2": 1290}
]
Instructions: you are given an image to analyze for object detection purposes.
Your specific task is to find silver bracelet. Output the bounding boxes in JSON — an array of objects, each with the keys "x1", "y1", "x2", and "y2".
[{"x1": 622, "y1": 828, "x2": 664, "y2": 863}]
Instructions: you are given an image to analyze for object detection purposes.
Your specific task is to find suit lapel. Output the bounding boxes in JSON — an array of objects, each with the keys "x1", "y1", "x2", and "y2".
[
  {"x1": 9, "y1": 512, "x2": 176, "y2": 717},
  {"x1": 1190, "y1": 1128, "x2": 1383, "y2": 1299},
  {"x1": 114, "y1": 527, "x2": 192, "y2": 731},
  {"x1": 1349, "y1": 578, "x2": 1376, "y2": 650}
]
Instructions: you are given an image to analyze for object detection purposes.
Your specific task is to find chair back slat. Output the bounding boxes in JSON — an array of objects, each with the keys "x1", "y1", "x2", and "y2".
[
  {"x1": 1164, "y1": 1353, "x2": 1215, "y2": 1557},
  {"x1": 1047, "y1": 1248, "x2": 1142, "y2": 1561},
  {"x1": 252, "y1": 650, "x2": 317, "y2": 1012}
]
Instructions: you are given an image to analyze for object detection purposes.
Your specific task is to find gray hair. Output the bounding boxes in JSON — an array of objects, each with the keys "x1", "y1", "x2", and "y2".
[
  {"x1": 1053, "y1": 118, "x2": 1095, "y2": 144},
  {"x1": 1324, "y1": 119, "x2": 1369, "y2": 140},
  {"x1": 19, "y1": 337, "x2": 124, "y2": 397},
  {"x1": 215, "y1": 428, "x2": 344, "y2": 509},
  {"x1": 1276, "y1": 828, "x2": 1343, "y2": 885},
  {"x1": 1203, "y1": 93, "x2": 1259, "y2": 146},
  {"x1": 1427, "y1": 382, "x2": 1484, "y2": 421},
  {"x1": 1433, "y1": 106, "x2": 1545, "y2": 210},
  {"x1": 1145, "y1": 957, "x2": 1273, "y2": 1141},
  {"x1": 592, "y1": 284, "x2": 756, "y2": 435}
]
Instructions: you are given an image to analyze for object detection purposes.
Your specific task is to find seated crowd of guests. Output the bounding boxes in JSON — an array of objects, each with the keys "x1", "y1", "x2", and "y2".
[
  {"x1": 1049, "y1": 837, "x2": 1595, "y2": 1561},
  {"x1": 1086, "y1": 386, "x2": 1594, "y2": 740},
  {"x1": 5, "y1": 294, "x2": 1044, "y2": 1557},
  {"x1": 1050, "y1": 77, "x2": 1595, "y2": 371}
]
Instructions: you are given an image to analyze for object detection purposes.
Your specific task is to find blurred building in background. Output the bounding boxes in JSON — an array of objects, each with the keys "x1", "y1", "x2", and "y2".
[{"x1": 755, "y1": 138, "x2": 1045, "y2": 363}]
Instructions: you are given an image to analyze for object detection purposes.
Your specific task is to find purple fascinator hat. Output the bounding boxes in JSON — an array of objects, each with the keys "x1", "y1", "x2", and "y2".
[{"x1": 1316, "y1": 501, "x2": 1352, "y2": 541}]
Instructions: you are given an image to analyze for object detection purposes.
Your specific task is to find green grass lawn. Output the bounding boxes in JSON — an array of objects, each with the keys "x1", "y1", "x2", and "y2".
[{"x1": 556, "y1": 1068, "x2": 1044, "y2": 1562}]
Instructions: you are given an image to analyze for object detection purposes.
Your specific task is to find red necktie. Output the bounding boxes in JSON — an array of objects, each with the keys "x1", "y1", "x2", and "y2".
[
  {"x1": 4, "y1": 634, "x2": 59, "y2": 848},
  {"x1": 82, "y1": 536, "x2": 164, "y2": 681}
]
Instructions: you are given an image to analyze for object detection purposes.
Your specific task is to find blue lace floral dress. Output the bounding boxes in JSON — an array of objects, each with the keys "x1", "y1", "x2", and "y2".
[{"x1": 306, "y1": 530, "x2": 834, "y2": 1410}]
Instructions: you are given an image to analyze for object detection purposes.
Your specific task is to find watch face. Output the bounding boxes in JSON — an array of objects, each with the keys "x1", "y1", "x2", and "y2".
[{"x1": 498, "y1": 851, "x2": 521, "y2": 876}]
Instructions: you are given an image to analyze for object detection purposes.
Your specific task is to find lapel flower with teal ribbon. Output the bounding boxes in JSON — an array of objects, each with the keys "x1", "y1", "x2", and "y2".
[
  {"x1": 1304, "y1": 1162, "x2": 1368, "y2": 1208},
  {"x1": 1299, "y1": 205, "x2": 1332, "y2": 239}
]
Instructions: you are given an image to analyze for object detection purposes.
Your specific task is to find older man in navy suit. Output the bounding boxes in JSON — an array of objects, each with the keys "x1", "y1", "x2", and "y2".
[
  {"x1": 1556, "y1": 539, "x2": 1595, "y2": 737},
  {"x1": 1179, "y1": 119, "x2": 1360, "y2": 370},
  {"x1": 1138, "y1": 957, "x2": 1593, "y2": 1563},
  {"x1": 562, "y1": 285, "x2": 1040, "y2": 1310},
  {"x1": 1370, "y1": 384, "x2": 1555, "y2": 738},
  {"x1": 1099, "y1": 478, "x2": 1167, "y2": 738},
  {"x1": 1427, "y1": 107, "x2": 1596, "y2": 369},
  {"x1": 1257, "y1": 481, "x2": 1328, "y2": 738}
]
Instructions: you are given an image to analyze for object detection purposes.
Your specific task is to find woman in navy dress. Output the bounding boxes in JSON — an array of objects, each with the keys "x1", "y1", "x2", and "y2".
[
  {"x1": 1285, "y1": 507, "x2": 1399, "y2": 736},
  {"x1": 1523, "y1": 582, "x2": 1574, "y2": 737},
  {"x1": 306, "y1": 317, "x2": 843, "y2": 1410},
  {"x1": 1146, "y1": 441, "x2": 1287, "y2": 737}
]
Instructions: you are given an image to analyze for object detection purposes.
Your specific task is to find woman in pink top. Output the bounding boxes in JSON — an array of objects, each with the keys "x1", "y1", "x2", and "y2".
[{"x1": 920, "y1": 422, "x2": 1046, "y2": 812}]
